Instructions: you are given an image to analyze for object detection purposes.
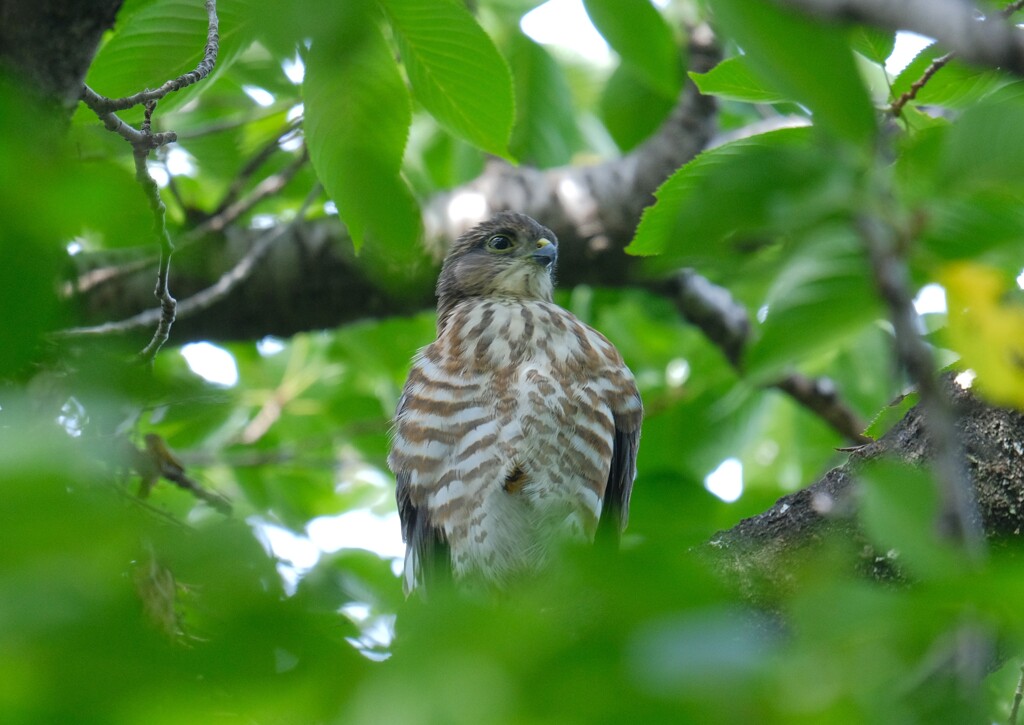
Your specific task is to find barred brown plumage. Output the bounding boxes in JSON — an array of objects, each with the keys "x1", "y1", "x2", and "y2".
[{"x1": 388, "y1": 211, "x2": 642, "y2": 594}]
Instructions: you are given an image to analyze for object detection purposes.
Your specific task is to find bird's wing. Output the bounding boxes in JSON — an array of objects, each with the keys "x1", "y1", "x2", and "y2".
[
  {"x1": 597, "y1": 390, "x2": 642, "y2": 542},
  {"x1": 390, "y1": 354, "x2": 482, "y2": 595},
  {"x1": 395, "y1": 468, "x2": 450, "y2": 596}
]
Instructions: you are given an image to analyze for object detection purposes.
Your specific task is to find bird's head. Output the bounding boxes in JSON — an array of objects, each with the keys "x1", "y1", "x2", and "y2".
[{"x1": 436, "y1": 211, "x2": 558, "y2": 321}]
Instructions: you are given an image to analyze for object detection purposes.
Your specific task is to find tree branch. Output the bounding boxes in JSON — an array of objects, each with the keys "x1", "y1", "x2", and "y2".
[
  {"x1": 64, "y1": 30, "x2": 722, "y2": 342},
  {"x1": 890, "y1": 52, "x2": 954, "y2": 117},
  {"x1": 77, "y1": 0, "x2": 220, "y2": 362},
  {"x1": 210, "y1": 124, "x2": 301, "y2": 219},
  {"x1": 0, "y1": 0, "x2": 124, "y2": 113},
  {"x1": 708, "y1": 375, "x2": 1024, "y2": 595},
  {"x1": 84, "y1": 0, "x2": 219, "y2": 114},
  {"x1": 61, "y1": 183, "x2": 321, "y2": 339},
  {"x1": 889, "y1": 0, "x2": 1024, "y2": 116},
  {"x1": 133, "y1": 105, "x2": 178, "y2": 364},
  {"x1": 773, "y1": 0, "x2": 1024, "y2": 76}
]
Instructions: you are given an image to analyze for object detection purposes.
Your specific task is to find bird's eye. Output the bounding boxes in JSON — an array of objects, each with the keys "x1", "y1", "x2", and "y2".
[{"x1": 486, "y1": 235, "x2": 514, "y2": 253}]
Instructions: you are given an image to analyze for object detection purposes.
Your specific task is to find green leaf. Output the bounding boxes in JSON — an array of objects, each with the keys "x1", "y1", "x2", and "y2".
[
  {"x1": 689, "y1": 56, "x2": 787, "y2": 104},
  {"x1": 938, "y1": 89, "x2": 1024, "y2": 192},
  {"x1": 304, "y1": 5, "x2": 421, "y2": 255},
  {"x1": 85, "y1": 0, "x2": 255, "y2": 117},
  {"x1": 848, "y1": 26, "x2": 896, "y2": 65},
  {"x1": 600, "y1": 63, "x2": 676, "y2": 152},
  {"x1": 745, "y1": 226, "x2": 883, "y2": 380},
  {"x1": 863, "y1": 391, "x2": 919, "y2": 440},
  {"x1": 827, "y1": 324, "x2": 903, "y2": 425},
  {"x1": 918, "y1": 193, "x2": 1024, "y2": 260},
  {"x1": 379, "y1": 0, "x2": 514, "y2": 158},
  {"x1": 709, "y1": 0, "x2": 876, "y2": 143},
  {"x1": 406, "y1": 124, "x2": 486, "y2": 193},
  {"x1": 892, "y1": 44, "x2": 1008, "y2": 110},
  {"x1": 506, "y1": 32, "x2": 582, "y2": 166},
  {"x1": 628, "y1": 127, "x2": 843, "y2": 260},
  {"x1": 859, "y1": 460, "x2": 966, "y2": 579},
  {"x1": 583, "y1": 0, "x2": 682, "y2": 98}
]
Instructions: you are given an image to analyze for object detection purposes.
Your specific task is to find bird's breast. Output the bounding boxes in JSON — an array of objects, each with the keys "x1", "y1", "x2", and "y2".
[{"x1": 440, "y1": 299, "x2": 612, "y2": 374}]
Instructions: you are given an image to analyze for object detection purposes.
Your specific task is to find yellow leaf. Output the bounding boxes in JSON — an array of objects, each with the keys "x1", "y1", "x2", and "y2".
[{"x1": 942, "y1": 262, "x2": 1024, "y2": 409}]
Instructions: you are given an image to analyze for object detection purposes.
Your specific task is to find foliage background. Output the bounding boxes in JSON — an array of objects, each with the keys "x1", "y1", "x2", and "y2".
[{"x1": 3, "y1": 0, "x2": 1024, "y2": 722}]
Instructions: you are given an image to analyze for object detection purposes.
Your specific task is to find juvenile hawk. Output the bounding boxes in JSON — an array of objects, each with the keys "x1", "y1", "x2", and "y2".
[{"x1": 388, "y1": 212, "x2": 642, "y2": 594}]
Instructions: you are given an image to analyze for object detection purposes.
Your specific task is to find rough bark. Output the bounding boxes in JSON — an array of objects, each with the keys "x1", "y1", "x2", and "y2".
[
  {"x1": 0, "y1": 0, "x2": 123, "y2": 113},
  {"x1": 707, "y1": 376, "x2": 1024, "y2": 597}
]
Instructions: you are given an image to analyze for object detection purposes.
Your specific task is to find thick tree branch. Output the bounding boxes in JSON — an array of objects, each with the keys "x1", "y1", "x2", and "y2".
[
  {"x1": 423, "y1": 27, "x2": 721, "y2": 269},
  {"x1": 708, "y1": 376, "x2": 1024, "y2": 596},
  {"x1": 0, "y1": 0, "x2": 123, "y2": 113},
  {"x1": 65, "y1": 32, "x2": 722, "y2": 343},
  {"x1": 774, "y1": 0, "x2": 1024, "y2": 75}
]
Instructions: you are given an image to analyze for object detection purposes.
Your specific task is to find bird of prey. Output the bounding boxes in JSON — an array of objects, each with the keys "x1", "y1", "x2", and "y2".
[{"x1": 388, "y1": 211, "x2": 642, "y2": 594}]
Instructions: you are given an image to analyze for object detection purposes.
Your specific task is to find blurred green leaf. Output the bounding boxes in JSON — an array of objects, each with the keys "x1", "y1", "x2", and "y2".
[
  {"x1": 863, "y1": 390, "x2": 918, "y2": 440},
  {"x1": 710, "y1": 0, "x2": 876, "y2": 143},
  {"x1": 380, "y1": 0, "x2": 515, "y2": 158},
  {"x1": 918, "y1": 193, "x2": 1024, "y2": 261},
  {"x1": 0, "y1": 90, "x2": 84, "y2": 375},
  {"x1": 745, "y1": 226, "x2": 883, "y2": 381},
  {"x1": 303, "y1": 3, "x2": 421, "y2": 255},
  {"x1": 506, "y1": 32, "x2": 583, "y2": 166},
  {"x1": 599, "y1": 62, "x2": 676, "y2": 152},
  {"x1": 938, "y1": 89, "x2": 1024, "y2": 191},
  {"x1": 825, "y1": 324, "x2": 901, "y2": 425},
  {"x1": 407, "y1": 125, "x2": 486, "y2": 191},
  {"x1": 629, "y1": 127, "x2": 849, "y2": 261},
  {"x1": 849, "y1": 26, "x2": 896, "y2": 65},
  {"x1": 86, "y1": 0, "x2": 255, "y2": 119},
  {"x1": 583, "y1": 0, "x2": 682, "y2": 98},
  {"x1": 689, "y1": 56, "x2": 787, "y2": 104},
  {"x1": 859, "y1": 460, "x2": 967, "y2": 579},
  {"x1": 236, "y1": 466, "x2": 343, "y2": 529}
]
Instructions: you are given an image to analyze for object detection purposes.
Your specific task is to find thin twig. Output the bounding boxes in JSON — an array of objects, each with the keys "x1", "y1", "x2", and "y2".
[
  {"x1": 77, "y1": 0, "x2": 220, "y2": 362},
  {"x1": 80, "y1": 85, "x2": 181, "y2": 361},
  {"x1": 890, "y1": 52, "x2": 955, "y2": 117},
  {"x1": 137, "y1": 433, "x2": 232, "y2": 514},
  {"x1": 86, "y1": 0, "x2": 219, "y2": 114},
  {"x1": 81, "y1": 85, "x2": 178, "y2": 148},
  {"x1": 65, "y1": 148, "x2": 308, "y2": 298},
  {"x1": 60, "y1": 183, "x2": 322, "y2": 338},
  {"x1": 1010, "y1": 663, "x2": 1024, "y2": 725},
  {"x1": 890, "y1": 1, "x2": 1024, "y2": 116},
  {"x1": 133, "y1": 130, "x2": 178, "y2": 364},
  {"x1": 1003, "y1": 0, "x2": 1024, "y2": 18},
  {"x1": 858, "y1": 213, "x2": 985, "y2": 558},
  {"x1": 201, "y1": 147, "x2": 309, "y2": 234}
]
